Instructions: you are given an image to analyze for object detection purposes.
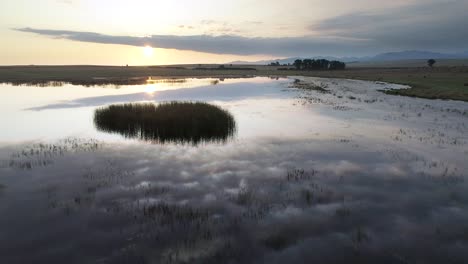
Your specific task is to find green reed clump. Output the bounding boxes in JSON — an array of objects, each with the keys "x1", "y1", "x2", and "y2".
[{"x1": 94, "y1": 102, "x2": 236, "y2": 144}]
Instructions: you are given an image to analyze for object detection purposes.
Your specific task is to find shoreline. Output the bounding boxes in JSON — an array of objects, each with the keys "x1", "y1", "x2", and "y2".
[{"x1": 1, "y1": 65, "x2": 467, "y2": 102}]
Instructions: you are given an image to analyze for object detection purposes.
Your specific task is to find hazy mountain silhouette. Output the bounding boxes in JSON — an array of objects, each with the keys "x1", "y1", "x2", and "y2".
[{"x1": 230, "y1": 50, "x2": 468, "y2": 65}]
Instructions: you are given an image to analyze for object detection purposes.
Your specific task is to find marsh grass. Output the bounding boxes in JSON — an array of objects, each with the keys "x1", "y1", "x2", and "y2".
[
  {"x1": 31, "y1": 164, "x2": 462, "y2": 263},
  {"x1": 8, "y1": 81, "x2": 65, "y2": 87},
  {"x1": 94, "y1": 102, "x2": 236, "y2": 144},
  {"x1": 147, "y1": 78, "x2": 186, "y2": 83},
  {"x1": 5, "y1": 78, "x2": 149, "y2": 87},
  {"x1": 290, "y1": 79, "x2": 330, "y2": 93},
  {"x1": 3, "y1": 138, "x2": 101, "y2": 170}
]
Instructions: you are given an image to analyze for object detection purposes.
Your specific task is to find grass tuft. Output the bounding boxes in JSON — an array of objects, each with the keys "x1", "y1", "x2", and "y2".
[{"x1": 94, "y1": 102, "x2": 236, "y2": 144}]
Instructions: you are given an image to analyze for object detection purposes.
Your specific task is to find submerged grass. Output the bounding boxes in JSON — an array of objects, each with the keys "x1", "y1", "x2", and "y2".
[
  {"x1": 2, "y1": 138, "x2": 102, "y2": 170},
  {"x1": 94, "y1": 102, "x2": 236, "y2": 144},
  {"x1": 290, "y1": 79, "x2": 330, "y2": 93}
]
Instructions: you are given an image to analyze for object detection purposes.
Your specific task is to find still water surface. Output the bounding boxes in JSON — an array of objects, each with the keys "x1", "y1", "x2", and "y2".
[{"x1": 0, "y1": 77, "x2": 467, "y2": 263}]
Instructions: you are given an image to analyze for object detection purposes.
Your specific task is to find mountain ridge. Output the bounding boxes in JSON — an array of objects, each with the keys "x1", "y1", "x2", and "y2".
[{"x1": 229, "y1": 50, "x2": 468, "y2": 65}]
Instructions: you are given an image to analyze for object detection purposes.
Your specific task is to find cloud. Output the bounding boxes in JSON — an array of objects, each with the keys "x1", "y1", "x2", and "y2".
[
  {"x1": 56, "y1": 0, "x2": 77, "y2": 5},
  {"x1": 200, "y1": 20, "x2": 220, "y2": 25},
  {"x1": 245, "y1": 21, "x2": 263, "y2": 25},
  {"x1": 14, "y1": 27, "x2": 373, "y2": 57},
  {"x1": 13, "y1": 1, "x2": 468, "y2": 57},
  {"x1": 309, "y1": 0, "x2": 468, "y2": 51}
]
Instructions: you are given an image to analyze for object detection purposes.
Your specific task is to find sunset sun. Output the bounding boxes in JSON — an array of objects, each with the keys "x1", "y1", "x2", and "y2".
[{"x1": 143, "y1": 45, "x2": 153, "y2": 57}]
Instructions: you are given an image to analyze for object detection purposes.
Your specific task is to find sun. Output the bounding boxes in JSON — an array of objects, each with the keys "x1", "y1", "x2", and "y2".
[{"x1": 143, "y1": 46, "x2": 154, "y2": 57}]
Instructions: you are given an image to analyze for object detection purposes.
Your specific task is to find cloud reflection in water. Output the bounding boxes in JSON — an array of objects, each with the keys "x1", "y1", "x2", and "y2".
[{"x1": 0, "y1": 137, "x2": 467, "y2": 263}]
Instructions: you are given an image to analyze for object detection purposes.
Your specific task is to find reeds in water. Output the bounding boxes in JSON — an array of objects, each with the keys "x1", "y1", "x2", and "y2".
[{"x1": 94, "y1": 102, "x2": 236, "y2": 144}]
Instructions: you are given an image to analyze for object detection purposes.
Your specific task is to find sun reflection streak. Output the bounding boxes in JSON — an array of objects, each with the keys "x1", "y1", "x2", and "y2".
[{"x1": 145, "y1": 84, "x2": 158, "y2": 94}]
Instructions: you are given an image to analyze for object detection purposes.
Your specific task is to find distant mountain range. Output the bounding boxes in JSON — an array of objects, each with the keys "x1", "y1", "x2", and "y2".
[{"x1": 229, "y1": 50, "x2": 468, "y2": 65}]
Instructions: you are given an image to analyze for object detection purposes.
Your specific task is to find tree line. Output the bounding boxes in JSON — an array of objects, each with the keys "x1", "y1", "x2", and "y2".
[{"x1": 293, "y1": 59, "x2": 346, "y2": 70}]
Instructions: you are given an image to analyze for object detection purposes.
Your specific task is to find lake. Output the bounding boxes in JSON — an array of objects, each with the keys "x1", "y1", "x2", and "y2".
[{"x1": 1, "y1": 77, "x2": 467, "y2": 263}]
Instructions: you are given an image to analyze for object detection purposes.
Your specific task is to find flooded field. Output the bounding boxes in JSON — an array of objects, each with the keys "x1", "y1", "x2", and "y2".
[{"x1": 1, "y1": 77, "x2": 467, "y2": 263}]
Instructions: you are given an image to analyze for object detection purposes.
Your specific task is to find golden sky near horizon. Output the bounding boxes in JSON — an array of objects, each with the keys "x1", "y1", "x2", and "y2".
[{"x1": 1, "y1": 0, "x2": 465, "y2": 65}]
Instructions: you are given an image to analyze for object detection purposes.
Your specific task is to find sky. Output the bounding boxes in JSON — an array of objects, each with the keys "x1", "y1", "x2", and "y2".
[{"x1": 1, "y1": 0, "x2": 467, "y2": 65}]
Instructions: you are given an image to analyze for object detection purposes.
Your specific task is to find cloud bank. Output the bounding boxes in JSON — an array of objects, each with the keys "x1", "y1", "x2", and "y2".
[
  {"x1": 309, "y1": 0, "x2": 468, "y2": 51},
  {"x1": 15, "y1": 27, "x2": 370, "y2": 56}
]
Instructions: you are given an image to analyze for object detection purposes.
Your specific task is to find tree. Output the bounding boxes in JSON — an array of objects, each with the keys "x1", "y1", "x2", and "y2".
[
  {"x1": 317, "y1": 59, "x2": 329, "y2": 70},
  {"x1": 293, "y1": 58, "x2": 345, "y2": 71},
  {"x1": 427, "y1": 59, "x2": 436, "y2": 68},
  {"x1": 303, "y1": 59, "x2": 313, "y2": 70},
  {"x1": 329, "y1": 61, "x2": 346, "y2": 70},
  {"x1": 293, "y1": 59, "x2": 303, "y2": 70}
]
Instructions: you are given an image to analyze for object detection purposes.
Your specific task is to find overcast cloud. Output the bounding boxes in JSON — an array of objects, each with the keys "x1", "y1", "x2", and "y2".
[{"x1": 309, "y1": 0, "x2": 468, "y2": 51}]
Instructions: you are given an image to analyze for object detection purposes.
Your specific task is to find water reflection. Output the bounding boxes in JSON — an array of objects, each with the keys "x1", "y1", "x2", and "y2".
[
  {"x1": 146, "y1": 77, "x2": 187, "y2": 84},
  {"x1": 93, "y1": 102, "x2": 236, "y2": 144},
  {"x1": 1, "y1": 76, "x2": 468, "y2": 263},
  {"x1": 5, "y1": 77, "x2": 215, "y2": 88},
  {"x1": 1, "y1": 137, "x2": 467, "y2": 264},
  {"x1": 25, "y1": 78, "x2": 290, "y2": 111}
]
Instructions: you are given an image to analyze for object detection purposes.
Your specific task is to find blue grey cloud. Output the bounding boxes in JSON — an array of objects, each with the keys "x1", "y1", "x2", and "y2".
[
  {"x1": 309, "y1": 0, "x2": 468, "y2": 52},
  {"x1": 14, "y1": 27, "x2": 370, "y2": 56}
]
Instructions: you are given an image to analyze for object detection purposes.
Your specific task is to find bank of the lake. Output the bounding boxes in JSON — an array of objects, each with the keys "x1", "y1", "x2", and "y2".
[{"x1": 1, "y1": 65, "x2": 467, "y2": 101}]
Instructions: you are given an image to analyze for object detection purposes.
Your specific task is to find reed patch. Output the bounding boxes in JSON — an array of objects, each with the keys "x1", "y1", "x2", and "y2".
[{"x1": 94, "y1": 102, "x2": 236, "y2": 144}]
